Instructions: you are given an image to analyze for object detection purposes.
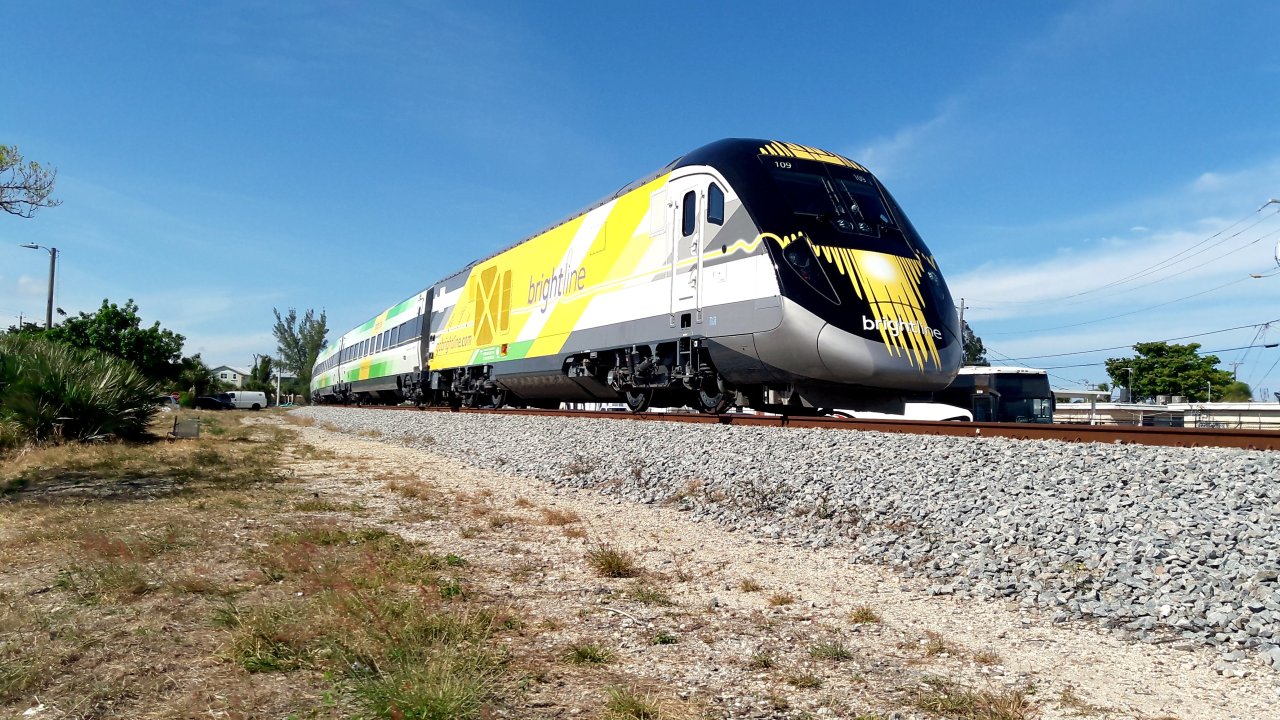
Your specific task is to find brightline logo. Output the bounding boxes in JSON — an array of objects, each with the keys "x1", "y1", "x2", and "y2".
[
  {"x1": 528, "y1": 261, "x2": 587, "y2": 313},
  {"x1": 862, "y1": 315, "x2": 943, "y2": 340}
]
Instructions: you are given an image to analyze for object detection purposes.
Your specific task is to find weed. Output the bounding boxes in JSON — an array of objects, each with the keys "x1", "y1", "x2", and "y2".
[
  {"x1": 439, "y1": 578, "x2": 465, "y2": 600},
  {"x1": 586, "y1": 544, "x2": 642, "y2": 578},
  {"x1": 459, "y1": 526, "x2": 485, "y2": 539},
  {"x1": 786, "y1": 673, "x2": 822, "y2": 689},
  {"x1": 218, "y1": 601, "x2": 317, "y2": 673},
  {"x1": 650, "y1": 631, "x2": 678, "y2": 645},
  {"x1": 922, "y1": 630, "x2": 955, "y2": 657},
  {"x1": 563, "y1": 526, "x2": 588, "y2": 539},
  {"x1": 767, "y1": 592, "x2": 796, "y2": 607},
  {"x1": 738, "y1": 578, "x2": 763, "y2": 592},
  {"x1": 630, "y1": 584, "x2": 674, "y2": 606},
  {"x1": 56, "y1": 562, "x2": 155, "y2": 603},
  {"x1": 849, "y1": 605, "x2": 881, "y2": 624},
  {"x1": 540, "y1": 507, "x2": 581, "y2": 526},
  {"x1": 603, "y1": 685, "x2": 660, "y2": 719},
  {"x1": 973, "y1": 648, "x2": 1002, "y2": 666},
  {"x1": 1057, "y1": 685, "x2": 1107, "y2": 715},
  {"x1": 910, "y1": 680, "x2": 1036, "y2": 719},
  {"x1": 444, "y1": 553, "x2": 466, "y2": 567},
  {"x1": 810, "y1": 639, "x2": 854, "y2": 662},
  {"x1": 356, "y1": 428, "x2": 383, "y2": 438},
  {"x1": 564, "y1": 642, "x2": 614, "y2": 666},
  {"x1": 293, "y1": 496, "x2": 359, "y2": 512},
  {"x1": 748, "y1": 651, "x2": 774, "y2": 669},
  {"x1": 564, "y1": 455, "x2": 596, "y2": 476},
  {"x1": 513, "y1": 496, "x2": 534, "y2": 508}
]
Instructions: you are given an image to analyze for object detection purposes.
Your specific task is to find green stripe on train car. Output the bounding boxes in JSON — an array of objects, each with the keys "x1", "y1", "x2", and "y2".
[{"x1": 469, "y1": 339, "x2": 535, "y2": 365}]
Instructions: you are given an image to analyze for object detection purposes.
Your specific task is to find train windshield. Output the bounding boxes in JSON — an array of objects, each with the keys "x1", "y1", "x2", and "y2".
[{"x1": 762, "y1": 156, "x2": 911, "y2": 252}]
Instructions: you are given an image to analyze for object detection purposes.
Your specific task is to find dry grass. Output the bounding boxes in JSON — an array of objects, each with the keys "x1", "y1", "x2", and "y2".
[
  {"x1": 849, "y1": 604, "x2": 882, "y2": 624},
  {"x1": 910, "y1": 678, "x2": 1037, "y2": 719},
  {"x1": 540, "y1": 507, "x2": 582, "y2": 526},
  {"x1": 766, "y1": 591, "x2": 797, "y2": 607},
  {"x1": 922, "y1": 630, "x2": 957, "y2": 657},
  {"x1": 738, "y1": 578, "x2": 763, "y2": 592},
  {"x1": 586, "y1": 544, "x2": 642, "y2": 578}
]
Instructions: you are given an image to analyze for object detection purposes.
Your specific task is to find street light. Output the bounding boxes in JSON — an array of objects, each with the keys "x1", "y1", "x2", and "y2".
[
  {"x1": 1123, "y1": 367, "x2": 1134, "y2": 402},
  {"x1": 18, "y1": 243, "x2": 58, "y2": 330},
  {"x1": 1206, "y1": 381, "x2": 1212, "y2": 403}
]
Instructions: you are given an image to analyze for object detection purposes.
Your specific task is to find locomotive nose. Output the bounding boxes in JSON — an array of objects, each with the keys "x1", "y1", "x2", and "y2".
[{"x1": 816, "y1": 322, "x2": 953, "y2": 391}]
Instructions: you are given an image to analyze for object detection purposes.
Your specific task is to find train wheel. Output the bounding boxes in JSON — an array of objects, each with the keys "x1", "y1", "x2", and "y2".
[
  {"x1": 485, "y1": 389, "x2": 506, "y2": 409},
  {"x1": 696, "y1": 379, "x2": 732, "y2": 415},
  {"x1": 624, "y1": 389, "x2": 652, "y2": 413}
]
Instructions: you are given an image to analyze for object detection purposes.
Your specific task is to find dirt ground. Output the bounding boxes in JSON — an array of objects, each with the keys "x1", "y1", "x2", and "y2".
[{"x1": 2, "y1": 411, "x2": 1276, "y2": 719}]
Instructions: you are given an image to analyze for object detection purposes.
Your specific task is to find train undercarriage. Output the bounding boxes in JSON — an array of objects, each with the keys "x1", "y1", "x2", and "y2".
[{"x1": 317, "y1": 335, "x2": 902, "y2": 417}]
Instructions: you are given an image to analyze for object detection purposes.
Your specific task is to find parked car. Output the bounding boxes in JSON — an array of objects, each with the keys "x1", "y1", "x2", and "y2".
[
  {"x1": 194, "y1": 394, "x2": 235, "y2": 410},
  {"x1": 155, "y1": 395, "x2": 180, "y2": 412},
  {"x1": 224, "y1": 390, "x2": 268, "y2": 410}
]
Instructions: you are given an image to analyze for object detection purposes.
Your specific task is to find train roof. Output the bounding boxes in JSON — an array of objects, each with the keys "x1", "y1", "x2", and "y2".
[
  {"x1": 956, "y1": 366, "x2": 1047, "y2": 375},
  {"x1": 429, "y1": 138, "x2": 869, "y2": 286}
]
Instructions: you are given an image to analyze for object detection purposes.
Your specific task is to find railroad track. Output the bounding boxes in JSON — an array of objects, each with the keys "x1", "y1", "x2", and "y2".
[{"x1": 327, "y1": 405, "x2": 1280, "y2": 451}]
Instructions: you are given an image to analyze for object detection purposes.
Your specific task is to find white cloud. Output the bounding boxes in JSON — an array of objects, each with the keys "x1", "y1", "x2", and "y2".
[{"x1": 850, "y1": 104, "x2": 957, "y2": 181}]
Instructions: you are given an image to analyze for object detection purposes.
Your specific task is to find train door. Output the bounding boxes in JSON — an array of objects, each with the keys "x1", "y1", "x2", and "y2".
[{"x1": 668, "y1": 174, "x2": 710, "y2": 327}]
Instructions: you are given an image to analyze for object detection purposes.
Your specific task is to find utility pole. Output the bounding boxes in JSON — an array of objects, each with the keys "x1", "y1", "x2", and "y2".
[{"x1": 1229, "y1": 361, "x2": 1243, "y2": 379}]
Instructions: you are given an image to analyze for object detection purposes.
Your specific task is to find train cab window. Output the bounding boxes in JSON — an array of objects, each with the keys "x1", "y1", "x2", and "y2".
[
  {"x1": 681, "y1": 190, "x2": 696, "y2": 237},
  {"x1": 707, "y1": 183, "x2": 724, "y2": 225}
]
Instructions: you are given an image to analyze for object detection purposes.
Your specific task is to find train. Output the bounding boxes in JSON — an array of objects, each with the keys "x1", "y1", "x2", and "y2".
[
  {"x1": 932, "y1": 366, "x2": 1055, "y2": 423},
  {"x1": 311, "y1": 138, "x2": 962, "y2": 414}
]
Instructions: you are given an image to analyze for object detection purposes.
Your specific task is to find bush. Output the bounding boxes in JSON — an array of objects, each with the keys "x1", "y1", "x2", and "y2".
[{"x1": 0, "y1": 335, "x2": 162, "y2": 447}]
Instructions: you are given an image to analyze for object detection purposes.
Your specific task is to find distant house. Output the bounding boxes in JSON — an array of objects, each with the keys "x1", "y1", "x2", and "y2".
[{"x1": 211, "y1": 366, "x2": 247, "y2": 388}]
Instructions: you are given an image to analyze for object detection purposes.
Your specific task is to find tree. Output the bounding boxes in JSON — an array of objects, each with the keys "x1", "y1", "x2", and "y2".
[
  {"x1": 962, "y1": 321, "x2": 989, "y2": 366},
  {"x1": 1, "y1": 145, "x2": 61, "y2": 218},
  {"x1": 273, "y1": 308, "x2": 327, "y2": 401},
  {"x1": 1221, "y1": 380, "x2": 1253, "y2": 402},
  {"x1": 1104, "y1": 342, "x2": 1235, "y2": 402},
  {"x1": 176, "y1": 354, "x2": 219, "y2": 399},
  {"x1": 243, "y1": 355, "x2": 275, "y2": 395},
  {"x1": 45, "y1": 299, "x2": 185, "y2": 383}
]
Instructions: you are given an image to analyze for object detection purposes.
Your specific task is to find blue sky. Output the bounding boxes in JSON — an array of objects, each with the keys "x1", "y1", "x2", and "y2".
[{"x1": 3, "y1": 1, "x2": 1279, "y2": 396}]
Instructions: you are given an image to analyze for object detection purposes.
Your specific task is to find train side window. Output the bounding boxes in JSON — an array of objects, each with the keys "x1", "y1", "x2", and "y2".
[
  {"x1": 681, "y1": 190, "x2": 696, "y2": 237},
  {"x1": 707, "y1": 183, "x2": 724, "y2": 225},
  {"x1": 390, "y1": 327, "x2": 399, "y2": 346}
]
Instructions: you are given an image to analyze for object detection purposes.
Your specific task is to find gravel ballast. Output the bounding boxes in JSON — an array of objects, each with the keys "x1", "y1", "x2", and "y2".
[{"x1": 294, "y1": 406, "x2": 1280, "y2": 672}]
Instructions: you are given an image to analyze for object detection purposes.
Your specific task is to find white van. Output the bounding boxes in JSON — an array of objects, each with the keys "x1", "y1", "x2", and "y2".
[{"x1": 224, "y1": 391, "x2": 268, "y2": 410}]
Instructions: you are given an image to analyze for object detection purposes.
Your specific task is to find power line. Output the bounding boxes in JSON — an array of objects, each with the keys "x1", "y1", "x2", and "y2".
[
  {"x1": 1030, "y1": 344, "x2": 1277, "y2": 371},
  {"x1": 993, "y1": 318, "x2": 1279, "y2": 361},
  {"x1": 973, "y1": 202, "x2": 1279, "y2": 307},
  {"x1": 986, "y1": 273, "x2": 1257, "y2": 335}
]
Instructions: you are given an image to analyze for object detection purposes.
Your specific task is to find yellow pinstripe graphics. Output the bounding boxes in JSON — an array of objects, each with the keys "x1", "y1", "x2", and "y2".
[
  {"x1": 758, "y1": 141, "x2": 868, "y2": 171},
  {"x1": 766, "y1": 232, "x2": 942, "y2": 371}
]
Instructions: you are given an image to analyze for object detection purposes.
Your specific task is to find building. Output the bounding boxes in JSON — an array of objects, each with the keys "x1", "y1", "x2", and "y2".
[
  {"x1": 1053, "y1": 399, "x2": 1280, "y2": 430},
  {"x1": 211, "y1": 366, "x2": 247, "y2": 388}
]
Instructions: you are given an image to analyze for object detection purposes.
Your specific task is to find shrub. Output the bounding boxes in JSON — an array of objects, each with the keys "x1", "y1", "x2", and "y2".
[{"x1": 0, "y1": 335, "x2": 161, "y2": 446}]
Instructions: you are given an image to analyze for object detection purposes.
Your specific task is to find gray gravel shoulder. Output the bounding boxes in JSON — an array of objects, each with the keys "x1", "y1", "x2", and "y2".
[{"x1": 291, "y1": 407, "x2": 1280, "y2": 718}]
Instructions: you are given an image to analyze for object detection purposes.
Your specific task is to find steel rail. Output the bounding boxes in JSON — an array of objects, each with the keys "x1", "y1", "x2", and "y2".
[{"x1": 330, "y1": 405, "x2": 1280, "y2": 451}]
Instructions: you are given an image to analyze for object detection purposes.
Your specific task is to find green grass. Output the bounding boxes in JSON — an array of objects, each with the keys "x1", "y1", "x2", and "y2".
[
  {"x1": 809, "y1": 640, "x2": 854, "y2": 662},
  {"x1": 564, "y1": 643, "x2": 615, "y2": 666},
  {"x1": 603, "y1": 685, "x2": 661, "y2": 719},
  {"x1": 629, "y1": 583, "x2": 674, "y2": 606}
]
